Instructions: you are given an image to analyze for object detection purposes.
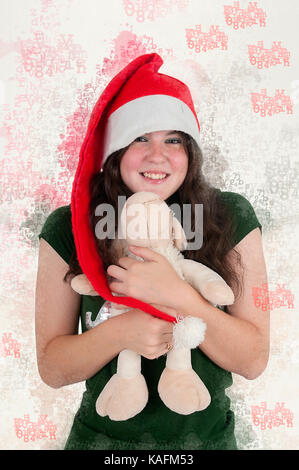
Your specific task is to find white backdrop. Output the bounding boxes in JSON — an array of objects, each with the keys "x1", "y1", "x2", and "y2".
[{"x1": 0, "y1": 0, "x2": 298, "y2": 450}]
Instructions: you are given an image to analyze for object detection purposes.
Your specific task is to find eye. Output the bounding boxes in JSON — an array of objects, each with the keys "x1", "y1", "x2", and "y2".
[
  {"x1": 166, "y1": 138, "x2": 182, "y2": 144},
  {"x1": 134, "y1": 136, "x2": 147, "y2": 142}
]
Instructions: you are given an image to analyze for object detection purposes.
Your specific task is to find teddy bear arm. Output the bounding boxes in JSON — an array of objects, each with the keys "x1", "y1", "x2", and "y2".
[
  {"x1": 178, "y1": 258, "x2": 234, "y2": 305},
  {"x1": 70, "y1": 274, "x2": 99, "y2": 296},
  {"x1": 179, "y1": 258, "x2": 222, "y2": 286}
]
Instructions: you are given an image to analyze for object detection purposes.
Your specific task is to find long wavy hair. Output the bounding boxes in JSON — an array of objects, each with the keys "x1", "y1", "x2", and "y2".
[{"x1": 64, "y1": 132, "x2": 244, "y2": 302}]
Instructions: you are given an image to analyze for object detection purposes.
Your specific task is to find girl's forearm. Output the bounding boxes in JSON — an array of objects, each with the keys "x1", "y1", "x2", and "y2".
[
  {"x1": 174, "y1": 283, "x2": 268, "y2": 379},
  {"x1": 38, "y1": 315, "x2": 124, "y2": 389}
]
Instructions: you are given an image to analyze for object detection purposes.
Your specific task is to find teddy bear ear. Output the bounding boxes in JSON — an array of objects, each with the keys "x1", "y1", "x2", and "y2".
[{"x1": 172, "y1": 214, "x2": 188, "y2": 251}]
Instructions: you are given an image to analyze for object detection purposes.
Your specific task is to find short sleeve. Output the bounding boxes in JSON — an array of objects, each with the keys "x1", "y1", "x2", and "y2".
[
  {"x1": 218, "y1": 191, "x2": 262, "y2": 247},
  {"x1": 38, "y1": 205, "x2": 75, "y2": 264}
]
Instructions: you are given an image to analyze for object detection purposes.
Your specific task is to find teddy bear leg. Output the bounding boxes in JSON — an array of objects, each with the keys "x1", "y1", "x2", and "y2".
[
  {"x1": 96, "y1": 349, "x2": 148, "y2": 421},
  {"x1": 158, "y1": 348, "x2": 211, "y2": 415}
]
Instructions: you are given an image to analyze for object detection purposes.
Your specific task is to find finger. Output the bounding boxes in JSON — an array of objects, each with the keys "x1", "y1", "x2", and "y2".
[
  {"x1": 143, "y1": 343, "x2": 171, "y2": 360},
  {"x1": 128, "y1": 245, "x2": 159, "y2": 262},
  {"x1": 150, "y1": 332, "x2": 173, "y2": 347},
  {"x1": 107, "y1": 264, "x2": 127, "y2": 280},
  {"x1": 117, "y1": 256, "x2": 140, "y2": 269},
  {"x1": 160, "y1": 333, "x2": 173, "y2": 343},
  {"x1": 109, "y1": 281, "x2": 127, "y2": 295},
  {"x1": 151, "y1": 319, "x2": 174, "y2": 337},
  {"x1": 159, "y1": 342, "x2": 173, "y2": 356}
]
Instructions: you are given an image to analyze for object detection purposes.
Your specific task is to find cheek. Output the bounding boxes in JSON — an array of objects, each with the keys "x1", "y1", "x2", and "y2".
[
  {"x1": 120, "y1": 151, "x2": 142, "y2": 173},
  {"x1": 172, "y1": 153, "x2": 188, "y2": 176}
]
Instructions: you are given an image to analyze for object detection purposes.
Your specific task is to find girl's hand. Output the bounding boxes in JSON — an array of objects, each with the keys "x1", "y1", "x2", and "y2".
[
  {"x1": 117, "y1": 308, "x2": 174, "y2": 360},
  {"x1": 107, "y1": 246, "x2": 184, "y2": 310}
]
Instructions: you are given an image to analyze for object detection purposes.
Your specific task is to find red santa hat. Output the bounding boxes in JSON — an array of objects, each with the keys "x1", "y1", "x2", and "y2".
[{"x1": 71, "y1": 53, "x2": 200, "y2": 323}]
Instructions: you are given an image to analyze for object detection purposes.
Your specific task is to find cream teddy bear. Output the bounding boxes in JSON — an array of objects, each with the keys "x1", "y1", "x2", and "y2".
[{"x1": 71, "y1": 191, "x2": 234, "y2": 421}]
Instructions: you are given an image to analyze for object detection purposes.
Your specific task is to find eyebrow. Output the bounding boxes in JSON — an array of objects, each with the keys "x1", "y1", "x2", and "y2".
[
  {"x1": 144, "y1": 130, "x2": 181, "y2": 136},
  {"x1": 166, "y1": 131, "x2": 180, "y2": 135}
]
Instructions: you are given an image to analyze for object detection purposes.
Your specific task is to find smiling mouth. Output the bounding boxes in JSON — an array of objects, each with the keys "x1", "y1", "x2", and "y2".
[{"x1": 139, "y1": 172, "x2": 170, "y2": 181}]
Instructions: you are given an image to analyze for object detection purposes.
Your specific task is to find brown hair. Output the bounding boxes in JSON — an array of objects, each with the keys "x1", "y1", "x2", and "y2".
[{"x1": 64, "y1": 132, "x2": 244, "y2": 302}]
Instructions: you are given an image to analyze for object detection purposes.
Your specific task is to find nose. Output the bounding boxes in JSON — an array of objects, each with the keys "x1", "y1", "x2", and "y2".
[{"x1": 146, "y1": 141, "x2": 167, "y2": 161}]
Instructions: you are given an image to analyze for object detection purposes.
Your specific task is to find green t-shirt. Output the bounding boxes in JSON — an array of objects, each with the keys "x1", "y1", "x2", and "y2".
[{"x1": 38, "y1": 190, "x2": 262, "y2": 450}]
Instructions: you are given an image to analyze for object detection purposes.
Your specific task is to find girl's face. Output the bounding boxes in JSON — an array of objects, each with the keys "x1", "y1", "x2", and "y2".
[{"x1": 120, "y1": 130, "x2": 188, "y2": 200}]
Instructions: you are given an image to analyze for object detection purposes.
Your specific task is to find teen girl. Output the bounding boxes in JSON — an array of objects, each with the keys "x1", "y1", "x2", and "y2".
[{"x1": 35, "y1": 53, "x2": 269, "y2": 450}]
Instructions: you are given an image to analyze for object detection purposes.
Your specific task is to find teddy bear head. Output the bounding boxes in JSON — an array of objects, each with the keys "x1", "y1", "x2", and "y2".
[{"x1": 118, "y1": 191, "x2": 187, "y2": 251}]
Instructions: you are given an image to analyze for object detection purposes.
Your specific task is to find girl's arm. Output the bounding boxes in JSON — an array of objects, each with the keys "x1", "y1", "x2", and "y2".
[
  {"x1": 173, "y1": 227, "x2": 270, "y2": 380},
  {"x1": 35, "y1": 239, "x2": 173, "y2": 389}
]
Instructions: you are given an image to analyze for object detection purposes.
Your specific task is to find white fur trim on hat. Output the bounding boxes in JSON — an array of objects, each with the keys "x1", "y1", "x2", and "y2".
[{"x1": 102, "y1": 94, "x2": 201, "y2": 165}]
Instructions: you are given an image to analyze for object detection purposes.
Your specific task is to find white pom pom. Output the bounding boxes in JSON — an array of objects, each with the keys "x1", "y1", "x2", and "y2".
[{"x1": 173, "y1": 316, "x2": 207, "y2": 349}]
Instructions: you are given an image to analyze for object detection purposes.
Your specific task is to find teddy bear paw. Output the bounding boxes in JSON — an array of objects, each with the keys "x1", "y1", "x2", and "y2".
[
  {"x1": 201, "y1": 279, "x2": 234, "y2": 306},
  {"x1": 71, "y1": 274, "x2": 98, "y2": 296},
  {"x1": 158, "y1": 367, "x2": 211, "y2": 415},
  {"x1": 95, "y1": 373, "x2": 149, "y2": 421}
]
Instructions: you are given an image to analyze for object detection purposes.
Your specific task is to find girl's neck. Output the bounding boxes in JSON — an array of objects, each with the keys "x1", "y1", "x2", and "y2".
[{"x1": 165, "y1": 190, "x2": 180, "y2": 207}]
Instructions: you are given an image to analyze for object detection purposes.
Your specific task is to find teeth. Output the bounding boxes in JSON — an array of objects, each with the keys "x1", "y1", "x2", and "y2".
[{"x1": 142, "y1": 172, "x2": 168, "y2": 180}]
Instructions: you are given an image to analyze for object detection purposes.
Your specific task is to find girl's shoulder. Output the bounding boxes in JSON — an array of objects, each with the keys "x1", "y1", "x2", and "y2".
[
  {"x1": 217, "y1": 188, "x2": 252, "y2": 208},
  {"x1": 215, "y1": 189, "x2": 262, "y2": 246},
  {"x1": 39, "y1": 204, "x2": 72, "y2": 228},
  {"x1": 38, "y1": 204, "x2": 74, "y2": 264}
]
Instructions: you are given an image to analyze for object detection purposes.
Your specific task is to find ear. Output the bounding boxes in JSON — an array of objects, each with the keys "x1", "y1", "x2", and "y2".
[{"x1": 172, "y1": 215, "x2": 188, "y2": 251}]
